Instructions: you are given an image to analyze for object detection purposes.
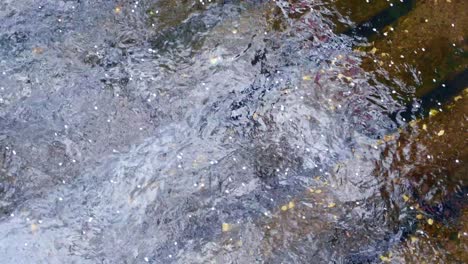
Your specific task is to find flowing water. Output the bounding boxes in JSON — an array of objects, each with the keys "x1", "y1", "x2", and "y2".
[{"x1": 0, "y1": 0, "x2": 466, "y2": 263}]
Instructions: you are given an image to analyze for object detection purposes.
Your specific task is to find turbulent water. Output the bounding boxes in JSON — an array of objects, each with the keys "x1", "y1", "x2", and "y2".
[{"x1": 0, "y1": 0, "x2": 466, "y2": 263}]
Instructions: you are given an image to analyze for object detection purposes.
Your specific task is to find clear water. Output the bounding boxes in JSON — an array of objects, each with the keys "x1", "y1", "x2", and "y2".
[{"x1": 0, "y1": 0, "x2": 466, "y2": 263}]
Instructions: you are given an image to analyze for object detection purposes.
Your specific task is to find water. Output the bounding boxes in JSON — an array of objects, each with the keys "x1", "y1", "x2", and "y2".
[{"x1": 0, "y1": 0, "x2": 466, "y2": 263}]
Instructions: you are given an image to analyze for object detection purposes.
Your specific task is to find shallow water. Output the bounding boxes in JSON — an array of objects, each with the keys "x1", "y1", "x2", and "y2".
[{"x1": 0, "y1": 0, "x2": 466, "y2": 263}]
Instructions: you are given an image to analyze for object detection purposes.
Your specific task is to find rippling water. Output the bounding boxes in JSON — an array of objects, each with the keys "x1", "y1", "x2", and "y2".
[{"x1": 0, "y1": 0, "x2": 466, "y2": 263}]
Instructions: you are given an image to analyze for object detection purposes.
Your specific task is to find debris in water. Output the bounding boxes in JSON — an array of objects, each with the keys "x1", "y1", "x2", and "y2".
[
  {"x1": 32, "y1": 47, "x2": 44, "y2": 54},
  {"x1": 429, "y1": 109, "x2": 439, "y2": 117},
  {"x1": 379, "y1": 254, "x2": 391, "y2": 262},
  {"x1": 222, "y1": 223, "x2": 231, "y2": 232},
  {"x1": 31, "y1": 223, "x2": 38, "y2": 233},
  {"x1": 402, "y1": 194, "x2": 410, "y2": 202}
]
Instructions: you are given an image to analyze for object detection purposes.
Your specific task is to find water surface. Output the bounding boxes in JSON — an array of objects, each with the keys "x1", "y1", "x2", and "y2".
[{"x1": 0, "y1": 0, "x2": 466, "y2": 263}]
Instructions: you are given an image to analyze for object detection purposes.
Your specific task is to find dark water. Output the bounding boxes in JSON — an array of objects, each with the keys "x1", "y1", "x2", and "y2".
[{"x1": 0, "y1": 0, "x2": 466, "y2": 263}]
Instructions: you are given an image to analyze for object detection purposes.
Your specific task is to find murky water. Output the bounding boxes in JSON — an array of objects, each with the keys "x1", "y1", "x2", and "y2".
[{"x1": 0, "y1": 0, "x2": 466, "y2": 263}]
